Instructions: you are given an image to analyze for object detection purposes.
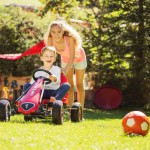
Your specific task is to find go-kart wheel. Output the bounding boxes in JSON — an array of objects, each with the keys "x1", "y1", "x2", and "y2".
[
  {"x1": 0, "y1": 100, "x2": 11, "y2": 121},
  {"x1": 71, "y1": 102, "x2": 83, "y2": 122},
  {"x1": 24, "y1": 115, "x2": 33, "y2": 122},
  {"x1": 32, "y1": 68, "x2": 52, "y2": 84},
  {"x1": 52, "y1": 100, "x2": 63, "y2": 125}
]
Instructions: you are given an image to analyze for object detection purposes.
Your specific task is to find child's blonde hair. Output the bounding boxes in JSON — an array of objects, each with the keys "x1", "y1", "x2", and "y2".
[
  {"x1": 44, "y1": 20, "x2": 82, "y2": 51},
  {"x1": 40, "y1": 46, "x2": 56, "y2": 56}
]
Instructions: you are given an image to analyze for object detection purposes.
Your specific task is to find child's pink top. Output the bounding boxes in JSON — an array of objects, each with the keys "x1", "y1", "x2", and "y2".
[{"x1": 54, "y1": 36, "x2": 86, "y2": 63}]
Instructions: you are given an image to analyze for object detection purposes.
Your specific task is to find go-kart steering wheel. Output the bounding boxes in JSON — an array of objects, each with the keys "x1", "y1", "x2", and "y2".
[{"x1": 32, "y1": 68, "x2": 52, "y2": 84}]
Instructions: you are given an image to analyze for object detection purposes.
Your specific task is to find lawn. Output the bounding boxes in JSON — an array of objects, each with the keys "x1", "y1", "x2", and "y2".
[{"x1": 0, "y1": 108, "x2": 150, "y2": 150}]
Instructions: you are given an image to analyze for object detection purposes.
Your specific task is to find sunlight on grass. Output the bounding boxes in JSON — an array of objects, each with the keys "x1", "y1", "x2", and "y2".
[{"x1": 0, "y1": 109, "x2": 150, "y2": 150}]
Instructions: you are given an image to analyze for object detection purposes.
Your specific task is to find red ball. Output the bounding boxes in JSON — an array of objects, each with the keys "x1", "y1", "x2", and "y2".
[{"x1": 122, "y1": 111, "x2": 150, "y2": 136}]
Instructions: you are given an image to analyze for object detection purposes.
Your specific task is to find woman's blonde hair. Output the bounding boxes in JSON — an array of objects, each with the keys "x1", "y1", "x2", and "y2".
[{"x1": 44, "y1": 20, "x2": 82, "y2": 51}]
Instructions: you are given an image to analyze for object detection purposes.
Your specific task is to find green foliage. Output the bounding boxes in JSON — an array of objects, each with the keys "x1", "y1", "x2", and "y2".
[
  {"x1": 0, "y1": 0, "x2": 42, "y2": 6},
  {"x1": 39, "y1": 0, "x2": 150, "y2": 106},
  {"x1": 79, "y1": 0, "x2": 150, "y2": 105},
  {"x1": 1, "y1": 0, "x2": 150, "y2": 106},
  {"x1": 0, "y1": 6, "x2": 46, "y2": 76},
  {"x1": 39, "y1": 0, "x2": 79, "y2": 20}
]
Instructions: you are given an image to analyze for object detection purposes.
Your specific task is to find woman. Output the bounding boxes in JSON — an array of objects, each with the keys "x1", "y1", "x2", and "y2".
[{"x1": 44, "y1": 20, "x2": 87, "y2": 108}]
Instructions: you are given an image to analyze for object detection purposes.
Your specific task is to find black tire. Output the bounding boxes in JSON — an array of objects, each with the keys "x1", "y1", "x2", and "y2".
[
  {"x1": 0, "y1": 100, "x2": 11, "y2": 121},
  {"x1": 71, "y1": 102, "x2": 83, "y2": 122},
  {"x1": 52, "y1": 100, "x2": 63, "y2": 125},
  {"x1": 24, "y1": 115, "x2": 33, "y2": 122}
]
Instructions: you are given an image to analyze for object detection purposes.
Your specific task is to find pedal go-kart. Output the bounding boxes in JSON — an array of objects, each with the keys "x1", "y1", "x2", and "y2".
[{"x1": 0, "y1": 68, "x2": 83, "y2": 124}]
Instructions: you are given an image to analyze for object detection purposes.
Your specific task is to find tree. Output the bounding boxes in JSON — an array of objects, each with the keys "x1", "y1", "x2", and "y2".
[
  {"x1": 81, "y1": 0, "x2": 150, "y2": 105},
  {"x1": 13, "y1": 0, "x2": 150, "y2": 106},
  {"x1": 0, "y1": 6, "x2": 43, "y2": 76}
]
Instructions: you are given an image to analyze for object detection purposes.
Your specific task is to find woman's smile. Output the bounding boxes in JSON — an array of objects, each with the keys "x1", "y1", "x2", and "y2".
[{"x1": 50, "y1": 25, "x2": 64, "y2": 42}]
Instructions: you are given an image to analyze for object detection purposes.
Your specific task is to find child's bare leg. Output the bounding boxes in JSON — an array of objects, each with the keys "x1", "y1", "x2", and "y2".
[
  {"x1": 50, "y1": 97, "x2": 56, "y2": 102},
  {"x1": 48, "y1": 97, "x2": 56, "y2": 111}
]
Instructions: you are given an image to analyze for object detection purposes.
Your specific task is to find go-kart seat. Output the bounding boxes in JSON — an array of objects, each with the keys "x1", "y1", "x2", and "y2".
[
  {"x1": 60, "y1": 73, "x2": 68, "y2": 104},
  {"x1": 42, "y1": 73, "x2": 68, "y2": 105}
]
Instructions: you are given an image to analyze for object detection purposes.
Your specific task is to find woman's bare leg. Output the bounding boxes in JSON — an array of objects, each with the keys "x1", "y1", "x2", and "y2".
[
  {"x1": 66, "y1": 68, "x2": 74, "y2": 107},
  {"x1": 75, "y1": 69, "x2": 86, "y2": 108}
]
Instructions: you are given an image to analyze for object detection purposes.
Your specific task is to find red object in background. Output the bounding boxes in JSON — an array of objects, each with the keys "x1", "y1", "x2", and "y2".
[
  {"x1": 94, "y1": 85, "x2": 122, "y2": 109},
  {"x1": 122, "y1": 111, "x2": 150, "y2": 136},
  {"x1": 0, "y1": 40, "x2": 45, "y2": 60}
]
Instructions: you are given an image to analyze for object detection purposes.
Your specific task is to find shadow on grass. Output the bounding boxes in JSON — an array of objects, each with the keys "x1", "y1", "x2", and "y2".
[
  {"x1": 9, "y1": 114, "x2": 70, "y2": 125},
  {"x1": 8, "y1": 106, "x2": 150, "y2": 123},
  {"x1": 84, "y1": 108, "x2": 126, "y2": 120},
  {"x1": 84, "y1": 107, "x2": 150, "y2": 120},
  {"x1": 9, "y1": 116, "x2": 52, "y2": 124}
]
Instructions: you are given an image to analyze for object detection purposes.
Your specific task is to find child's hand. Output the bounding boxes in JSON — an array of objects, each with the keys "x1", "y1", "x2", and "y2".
[{"x1": 49, "y1": 75, "x2": 57, "y2": 82}]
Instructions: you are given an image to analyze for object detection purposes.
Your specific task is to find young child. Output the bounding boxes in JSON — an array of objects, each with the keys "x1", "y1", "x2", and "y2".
[
  {"x1": 23, "y1": 46, "x2": 70, "y2": 103},
  {"x1": 44, "y1": 20, "x2": 87, "y2": 108}
]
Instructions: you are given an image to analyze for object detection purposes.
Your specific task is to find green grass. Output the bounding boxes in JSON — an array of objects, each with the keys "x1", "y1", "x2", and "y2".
[{"x1": 0, "y1": 109, "x2": 150, "y2": 150}]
